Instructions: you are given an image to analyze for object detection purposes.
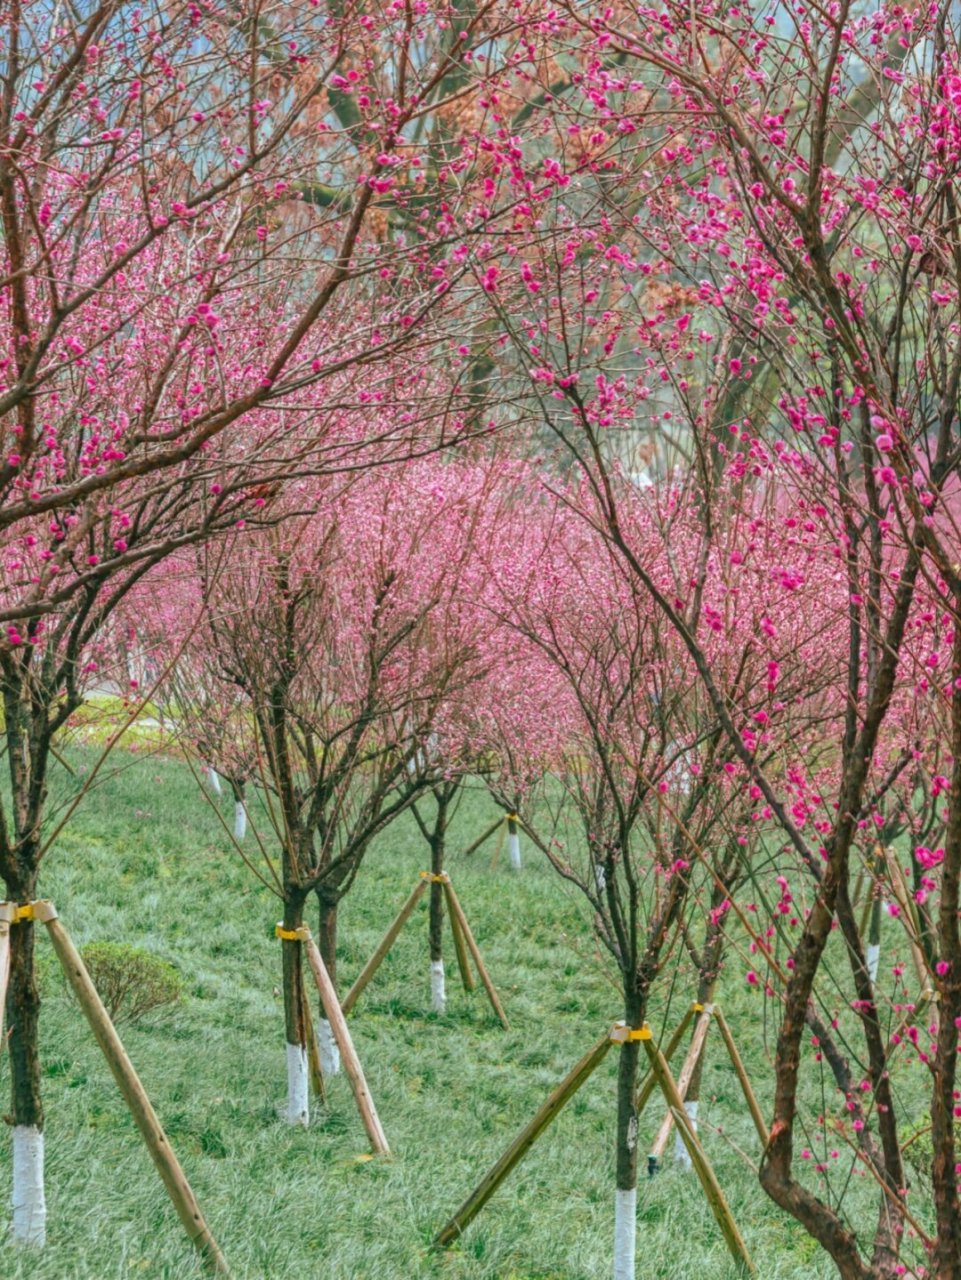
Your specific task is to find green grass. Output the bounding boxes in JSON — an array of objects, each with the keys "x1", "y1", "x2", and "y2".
[{"x1": 1, "y1": 752, "x2": 846, "y2": 1279}]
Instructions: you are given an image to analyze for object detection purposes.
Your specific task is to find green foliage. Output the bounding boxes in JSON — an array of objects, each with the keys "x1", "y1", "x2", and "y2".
[{"x1": 78, "y1": 940, "x2": 184, "y2": 1025}]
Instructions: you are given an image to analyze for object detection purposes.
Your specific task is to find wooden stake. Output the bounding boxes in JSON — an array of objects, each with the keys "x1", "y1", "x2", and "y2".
[
  {"x1": 713, "y1": 1007, "x2": 768, "y2": 1147},
  {"x1": 37, "y1": 903, "x2": 231, "y2": 1276},
  {"x1": 302, "y1": 930, "x2": 390, "y2": 1156},
  {"x1": 649, "y1": 1004, "x2": 713, "y2": 1163},
  {"x1": 635, "y1": 1003, "x2": 697, "y2": 1115},
  {"x1": 852, "y1": 861, "x2": 867, "y2": 911},
  {"x1": 434, "y1": 1032, "x2": 612, "y2": 1247},
  {"x1": 858, "y1": 848, "x2": 884, "y2": 938},
  {"x1": 513, "y1": 816, "x2": 554, "y2": 860},
  {"x1": 0, "y1": 902, "x2": 13, "y2": 1048},
  {"x1": 442, "y1": 879, "x2": 509, "y2": 1030},
  {"x1": 461, "y1": 818, "x2": 503, "y2": 859},
  {"x1": 301, "y1": 979, "x2": 327, "y2": 1104},
  {"x1": 341, "y1": 879, "x2": 428, "y2": 1015},
  {"x1": 489, "y1": 818, "x2": 507, "y2": 872},
  {"x1": 446, "y1": 885, "x2": 475, "y2": 993},
  {"x1": 641, "y1": 1030, "x2": 755, "y2": 1275}
]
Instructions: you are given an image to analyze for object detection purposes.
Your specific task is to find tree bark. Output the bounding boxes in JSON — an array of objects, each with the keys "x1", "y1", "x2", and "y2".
[
  {"x1": 428, "y1": 795, "x2": 448, "y2": 965},
  {"x1": 676, "y1": 912, "x2": 725, "y2": 1170},
  {"x1": 317, "y1": 889, "x2": 338, "y2": 989},
  {"x1": 6, "y1": 873, "x2": 42, "y2": 1130},
  {"x1": 5, "y1": 864, "x2": 46, "y2": 1246},
  {"x1": 428, "y1": 793, "x2": 449, "y2": 1013},
  {"x1": 614, "y1": 987, "x2": 643, "y2": 1280},
  {"x1": 315, "y1": 888, "x2": 341, "y2": 1075},
  {"x1": 280, "y1": 892, "x2": 309, "y2": 1126},
  {"x1": 686, "y1": 910, "x2": 725, "y2": 1105}
]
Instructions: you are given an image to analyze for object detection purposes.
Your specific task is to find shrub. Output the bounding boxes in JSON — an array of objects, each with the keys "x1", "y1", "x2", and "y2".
[{"x1": 78, "y1": 941, "x2": 184, "y2": 1025}]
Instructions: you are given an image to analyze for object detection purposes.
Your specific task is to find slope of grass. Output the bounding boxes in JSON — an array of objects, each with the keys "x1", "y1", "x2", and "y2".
[{"x1": 0, "y1": 752, "x2": 846, "y2": 1279}]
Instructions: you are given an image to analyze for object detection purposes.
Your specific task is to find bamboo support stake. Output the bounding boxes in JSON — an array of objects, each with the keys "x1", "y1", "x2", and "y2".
[
  {"x1": 489, "y1": 819, "x2": 507, "y2": 871},
  {"x1": 442, "y1": 880, "x2": 509, "y2": 1030},
  {"x1": 341, "y1": 879, "x2": 428, "y2": 1014},
  {"x1": 858, "y1": 848, "x2": 885, "y2": 950},
  {"x1": 461, "y1": 818, "x2": 503, "y2": 859},
  {"x1": 302, "y1": 930, "x2": 390, "y2": 1156},
  {"x1": 446, "y1": 886, "x2": 475, "y2": 993},
  {"x1": 649, "y1": 1004, "x2": 713, "y2": 1163},
  {"x1": 857, "y1": 882, "x2": 874, "y2": 939},
  {"x1": 514, "y1": 816, "x2": 554, "y2": 860},
  {"x1": 435, "y1": 1032, "x2": 612, "y2": 1247},
  {"x1": 301, "y1": 981, "x2": 327, "y2": 1104},
  {"x1": 852, "y1": 861, "x2": 867, "y2": 912},
  {"x1": 0, "y1": 902, "x2": 13, "y2": 1047},
  {"x1": 37, "y1": 902, "x2": 231, "y2": 1276},
  {"x1": 635, "y1": 1003, "x2": 697, "y2": 1115},
  {"x1": 641, "y1": 1030, "x2": 755, "y2": 1275},
  {"x1": 713, "y1": 1007, "x2": 768, "y2": 1147}
]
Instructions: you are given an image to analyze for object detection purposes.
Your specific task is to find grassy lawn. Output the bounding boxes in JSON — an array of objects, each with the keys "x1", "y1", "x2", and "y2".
[{"x1": 0, "y1": 749, "x2": 854, "y2": 1278}]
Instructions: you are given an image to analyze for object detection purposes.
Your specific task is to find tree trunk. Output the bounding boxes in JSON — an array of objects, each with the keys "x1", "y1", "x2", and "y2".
[
  {"x1": 5, "y1": 866, "x2": 46, "y2": 1246},
  {"x1": 507, "y1": 814, "x2": 522, "y2": 871},
  {"x1": 316, "y1": 890, "x2": 340, "y2": 1075},
  {"x1": 429, "y1": 794, "x2": 449, "y2": 1013},
  {"x1": 677, "y1": 915, "x2": 724, "y2": 1170},
  {"x1": 614, "y1": 987, "x2": 643, "y2": 1280},
  {"x1": 230, "y1": 778, "x2": 247, "y2": 841},
  {"x1": 281, "y1": 893, "x2": 309, "y2": 1126}
]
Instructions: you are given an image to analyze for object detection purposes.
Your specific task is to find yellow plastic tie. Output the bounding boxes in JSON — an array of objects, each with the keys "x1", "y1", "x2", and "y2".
[
  {"x1": 693, "y1": 1002, "x2": 704, "y2": 1013},
  {"x1": 5, "y1": 900, "x2": 55, "y2": 924},
  {"x1": 419, "y1": 871, "x2": 447, "y2": 883},
  {"x1": 610, "y1": 1022, "x2": 651, "y2": 1043},
  {"x1": 275, "y1": 923, "x2": 308, "y2": 942},
  {"x1": 506, "y1": 813, "x2": 519, "y2": 822}
]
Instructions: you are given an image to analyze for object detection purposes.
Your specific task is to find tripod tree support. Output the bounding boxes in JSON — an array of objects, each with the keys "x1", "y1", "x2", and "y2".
[
  {"x1": 436, "y1": 1007, "x2": 759, "y2": 1273},
  {"x1": 638, "y1": 1025, "x2": 755, "y2": 1275},
  {"x1": 489, "y1": 819, "x2": 507, "y2": 872},
  {"x1": 341, "y1": 878, "x2": 428, "y2": 1014},
  {"x1": 460, "y1": 817, "x2": 503, "y2": 860},
  {"x1": 635, "y1": 1002, "x2": 698, "y2": 1115},
  {"x1": 434, "y1": 1030, "x2": 613, "y2": 1247},
  {"x1": 647, "y1": 1004, "x2": 714, "y2": 1172},
  {"x1": 13, "y1": 901, "x2": 231, "y2": 1276},
  {"x1": 300, "y1": 979, "x2": 328, "y2": 1104},
  {"x1": 300, "y1": 926, "x2": 390, "y2": 1156},
  {"x1": 713, "y1": 1007, "x2": 768, "y2": 1147},
  {"x1": 341, "y1": 874, "x2": 508, "y2": 1022},
  {"x1": 441, "y1": 878, "x2": 510, "y2": 1030},
  {"x1": 446, "y1": 885, "x2": 475, "y2": 993}
]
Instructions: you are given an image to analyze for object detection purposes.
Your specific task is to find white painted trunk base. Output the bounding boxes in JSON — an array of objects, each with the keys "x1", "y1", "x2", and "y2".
[
  {"x1": 674, "y1": 1099, "x2": 698, "y2": 1170},
  {"x1": 430, "y1": 959, "x2": 446, "y2": 1013},
  {"x1": 317, "y1": 1018, "x2": 340, "y2": 1076},
  {"x1": 867, "y1": 943, "x2": 881, "y2": 984},
  {"x1": 285, "y1": 1042, "x2": 309, "y2": 1127},
  {"x1": 508, "y1": 832, "x2": 522, "y2": 870},
  {"x1": 12, "y1": 1126, "x2": 46, "y2": 1247},
  {"x1": 613, "y1": 1186, "x2": 637, "y2": 1280},
  {"x1": 207, "y1": 767, "x2": 223, "y2": 797},
  {"x1": 233, "y1": 801, "x2": 247, "y2": 840}
]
